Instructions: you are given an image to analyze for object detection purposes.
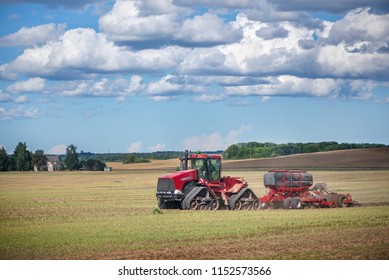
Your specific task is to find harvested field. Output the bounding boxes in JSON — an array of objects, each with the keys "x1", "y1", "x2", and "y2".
[
  {"x1": 1, "y1": 169, "x2": 388, "y2": 260},
  {"x1": 223, "y1": 148, "x2": 389, "y2": 170}
]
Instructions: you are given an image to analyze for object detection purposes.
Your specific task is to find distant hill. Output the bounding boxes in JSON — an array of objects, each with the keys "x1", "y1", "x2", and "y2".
[{"x1": 223, "y1": 148, "x2": 389, "y2": 170}]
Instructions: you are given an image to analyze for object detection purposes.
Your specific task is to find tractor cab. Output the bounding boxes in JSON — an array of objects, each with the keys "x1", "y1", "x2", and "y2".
[{"x1": 180, "y1": 152, "x2": 222, "y2": 182}]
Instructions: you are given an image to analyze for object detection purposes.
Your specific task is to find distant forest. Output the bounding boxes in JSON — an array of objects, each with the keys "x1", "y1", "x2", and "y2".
[
  {"x1": 75, "y1": 142, "x2": 389, "y2": 162},
  {"x1": 77, "y1": 150, "x2": 224, "y2": 162},
  {"x1": 223, "y1": 142, "x2": 387, "y2": 160}
]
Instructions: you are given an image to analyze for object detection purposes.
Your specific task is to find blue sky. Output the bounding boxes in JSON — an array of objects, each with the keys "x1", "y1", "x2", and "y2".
[{"x1": 0, "y1": 0, "x2": 388, "y2": 154}]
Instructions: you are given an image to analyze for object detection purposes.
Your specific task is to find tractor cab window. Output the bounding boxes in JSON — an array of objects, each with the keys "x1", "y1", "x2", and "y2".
[
  {"x1": 190, "y1": 158, "x2": 221, "y2": 181},
  {"x1": 191, "y1": 159, "x2": 207, "y2": 180},
  {"x1": 208, "y1": 158, "x2": 221, "y2": 181}
]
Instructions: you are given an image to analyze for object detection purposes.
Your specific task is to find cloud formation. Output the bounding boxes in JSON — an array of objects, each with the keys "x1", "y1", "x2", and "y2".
[
  {"x1": 0, "y1": 23, "x2": 66, "y2": 47},
  {"x1": 0, "y1": 0, "x2": 388, "y2": 118},
  {"x1": 183, "y1": 125, "x2": 251, "y2": 151}
]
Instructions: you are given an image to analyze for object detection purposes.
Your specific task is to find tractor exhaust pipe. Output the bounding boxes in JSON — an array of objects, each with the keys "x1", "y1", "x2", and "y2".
[{"x1": 184, "y1": 150, "x2": 189, "y2": 170}]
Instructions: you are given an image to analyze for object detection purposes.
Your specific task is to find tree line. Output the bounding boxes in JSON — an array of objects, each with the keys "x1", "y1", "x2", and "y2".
[
  {"x1": 223, "y1": 141, "x2": 387, "y2": 160},
  {"x1": 0, "y1": 143, "x2": 106, "y2": 171},
  {"x1": 77, "y1": 151, "x2": 194, "y2": 162}
]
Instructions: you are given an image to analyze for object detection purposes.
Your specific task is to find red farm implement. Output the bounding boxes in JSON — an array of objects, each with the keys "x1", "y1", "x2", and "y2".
[{"x1": 259, "y1": 170, "x2": 357, "y2": 209}]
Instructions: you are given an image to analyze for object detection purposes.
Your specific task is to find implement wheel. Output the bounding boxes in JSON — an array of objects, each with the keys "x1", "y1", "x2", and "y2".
[
  {"x1": 283, "y1": 197, "x2": 292, "y2": 209},
  {"x1": 336, "y1": 194, "x2": 347, "y2": 208},
  {"x1": 291, "y1": 198, "x2": 302, "y2": 209}
]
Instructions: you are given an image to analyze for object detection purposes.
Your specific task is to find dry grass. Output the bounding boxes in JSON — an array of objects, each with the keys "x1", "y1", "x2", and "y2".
[{"x1": 0, "y1": 170, "x2": 388, "y2": 260}]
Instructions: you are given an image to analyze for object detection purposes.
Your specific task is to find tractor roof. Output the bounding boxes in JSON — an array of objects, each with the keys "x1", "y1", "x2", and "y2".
[{"x1": 188, "y1": 154, "x2": 222, "y2": 159}]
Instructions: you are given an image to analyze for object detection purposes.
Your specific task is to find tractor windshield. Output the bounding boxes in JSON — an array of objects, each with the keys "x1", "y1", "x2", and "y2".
[{"x1": 190, "y1": 158, "x2": 221, "y2": 181}]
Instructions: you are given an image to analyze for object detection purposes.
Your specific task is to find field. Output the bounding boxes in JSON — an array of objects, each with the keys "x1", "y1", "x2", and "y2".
[{"x1": 1, "y1": 166, "x2": 389, "y2": 260}]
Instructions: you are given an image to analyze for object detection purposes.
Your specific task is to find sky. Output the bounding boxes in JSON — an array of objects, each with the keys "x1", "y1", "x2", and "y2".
[{"x1": 0, "y1": 0, "x2": 388, "y2": 154}]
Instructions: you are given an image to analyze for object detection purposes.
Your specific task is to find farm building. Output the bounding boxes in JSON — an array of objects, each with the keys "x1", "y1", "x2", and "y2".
[{"x1": 34, "y1": 155, "x2": 64, "y2": 172}]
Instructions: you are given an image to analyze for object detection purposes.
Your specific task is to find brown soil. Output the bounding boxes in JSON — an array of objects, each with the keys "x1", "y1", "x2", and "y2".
[{"x1": 223, "y1": 148, "x2": 389, "y2": 171}]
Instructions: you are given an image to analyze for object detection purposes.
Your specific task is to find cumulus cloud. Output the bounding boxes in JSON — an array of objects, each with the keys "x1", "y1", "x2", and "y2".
[
  {"x1": 0, "y1": 0, "x2": 388, "y2": 107},
  {"x1": 7, "y1": 78, "x2": 45, "y2": 93},
  {"x1": 0, "y1": 23, "x2": 66, "y2": 47},
  {"x1": 58, "y1": 75, "x2": 144, "y2": 99},
  {"x1": 256, "y1": 24, "x2": 289, "y2": 39},
  {"x1": 175, "y1": 13, "x2": 242, "y2": 45},
  {"x1": 14, "y1": 95, "x2": 29, "y2": 104},
  {"x1": 0, "y1": 106, "x2": 41, "y2": 121},
  {"x1": 2, "y1": 28, "x2": 186, "y2": 79},
  {"x1": 224, "y1": 75, "x2": 375, "y2": 100},
  {"x1": 149, "y1": 143, "x2": 166, "y2": 152},
  {"x1": 322, "y1": 8, "x2": 389, "y2": 53},
  {"x1": 183, "y1": 125, "x2": 251, "y2": 151},
  {"x1": 176, "y1": 0, "x2": 387, "y2": 13},
  {"x1": 180, "y1": 10, "x2": 389, "y2": 80},
  {"x1": 0, "y1": 91, "x2": 11, "y2": 102},
  {"x1": 127, "y1": 141, "x2": 142, "y2": 152},
  {"x1": 99, "y1": 0, "x2": 241, "y2": 47},
  {"x1": 99, "y1": 0, "x2": 180, "y2": 43},
  {"x1": 48, "y1": 144, "x2": 67, "y2": 154}
]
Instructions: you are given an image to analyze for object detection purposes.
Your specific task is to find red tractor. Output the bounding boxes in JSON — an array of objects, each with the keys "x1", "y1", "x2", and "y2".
[
  {"x1": 156, "y1": 151, "x2": 259, "y2": 210},
  {"x1": 259, "y1": 170, "x2": 356, "y2": 209}
]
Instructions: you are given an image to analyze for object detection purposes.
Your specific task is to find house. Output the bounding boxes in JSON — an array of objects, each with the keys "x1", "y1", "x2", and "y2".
[
  {"x1": 46, "y1": 155, "x2": 64, "y2": 172},
  {"x1": 34, "y1": 155, "x2": 64, "y2": 172}
]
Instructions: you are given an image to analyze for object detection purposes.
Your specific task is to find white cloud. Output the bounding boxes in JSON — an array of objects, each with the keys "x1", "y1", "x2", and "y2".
[
  {"x1": 3, "y1": 28, "x2": 186, "y2": 79},
  {"x1": 14, "y1": 95, "x2": 29, "y2": 104},
  {"x1": 48, "y1": 144, "x2": 67, "y2": 154},
  {"x1": 58, "y1": 75, "x2": 144, "y2": 101},
  {"x1": 0, "y1": 90, "x2": 11, "y2": 102},
  {"x1": 99, "y1": 0, "x2": 180, "y2": 42},
  {"x1": 193, "y1": 93, "x2": 225, "y2": 103},
  {"x1": 127, "y1": 141, "x2": 142, "y2": 152},
  {"x1": 149, "y1": 143, "x2": 166, "y2": 152},
  {"x1": 183, "y1": 125, "x2": 251, "y2": 151},
  {"x1": 147, "y1": 95, "x2": 176, "y2": 102},
  {"x1": 7, "y1": 78, "x2": 45, "y2": 93},
  {"x1": 0, "y1": 23, "x2": 66, "y2": 47},
  {"x1": 0, "y1": 106, "x2": 41, "y2": 121},
  {"x1": 225, "y1": 125, "x2": 252, "y2": 144},
  {"x1": 99, "y1": 0, "x2": 241, "y2": 46},
  {"x1": 262, "y1": 96, "x2": 271, "y2": 103},
  {"x1": 179, "y1": 10, "x2": 389, "y2": 80},
  {"x1": 144, "y1": 74, "x2": 207, "y2": 101},
  {"x1": 0, "y1": 1, "x2": 387, "y2": 108},
  {"x1": 183, "y1": 132, "x2": 225, "y2": 151},
  {"x1": 224, "y1": 75, "x2": 376, "y2": 100},
  {"x1": 146, "y1": 74, "x2": 182, "y2": 95},
  {"x1": 175, "y1": 13, "x2": 242, "y2": 45}
]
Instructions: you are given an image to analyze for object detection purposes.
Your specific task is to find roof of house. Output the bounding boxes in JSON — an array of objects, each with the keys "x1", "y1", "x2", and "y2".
[{"x1": 46, "y1": 155, "x2": 64, "y2": 166}]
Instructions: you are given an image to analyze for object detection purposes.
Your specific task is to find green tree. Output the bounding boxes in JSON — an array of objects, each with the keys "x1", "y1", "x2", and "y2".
[
  {"x1": 80, "y1": 159, "x2": 106, "y2": 171},
  {"x1": 12, "y1": 142, "x2": 31, "y2": 171},
  {"x1": 32, "y1": 150, "x2": 47, "y2": 171},
  {"x1": 0, "y1": 147, "x2": 9, "y2": 171},
  {"x1": 123, "y1": 154, "x2": 136, "y2": 164},
  {"x1": 65, "y1": 144, "x2": 79, "y2": 171}
]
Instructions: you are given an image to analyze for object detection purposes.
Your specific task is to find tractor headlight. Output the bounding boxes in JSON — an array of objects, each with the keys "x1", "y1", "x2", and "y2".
[{"x1": 174, "y1": 190, "x2": 183, "y2": 195}]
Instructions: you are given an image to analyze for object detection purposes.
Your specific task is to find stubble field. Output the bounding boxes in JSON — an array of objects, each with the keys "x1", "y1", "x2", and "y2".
[{"x1": 0, "y1": 167, "x2": 388, "y2": 260}]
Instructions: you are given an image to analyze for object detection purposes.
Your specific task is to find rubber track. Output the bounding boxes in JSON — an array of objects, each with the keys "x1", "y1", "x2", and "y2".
[
  {"x1": 229, "y1": 187, "x2": 257, "y2": 209},
  {"x1": 182, "y1": 187, "x2": 207, "y2": 210}
]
